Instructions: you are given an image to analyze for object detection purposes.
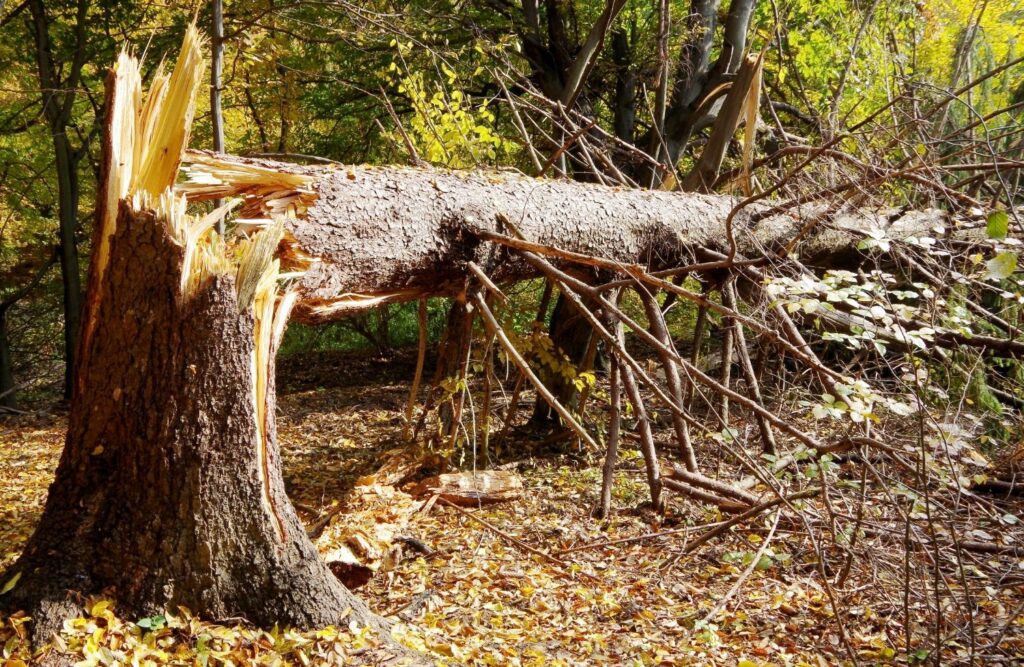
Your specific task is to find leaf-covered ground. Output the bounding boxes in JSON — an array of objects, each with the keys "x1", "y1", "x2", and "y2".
[{"x1": 3, "y1": 350, "x2": 1024, "y2": 666}]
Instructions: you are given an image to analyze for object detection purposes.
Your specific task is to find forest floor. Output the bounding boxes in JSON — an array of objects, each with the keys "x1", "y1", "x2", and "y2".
[{"x1": 2, "y1": 349, "x2": 1024, "y2": 666}]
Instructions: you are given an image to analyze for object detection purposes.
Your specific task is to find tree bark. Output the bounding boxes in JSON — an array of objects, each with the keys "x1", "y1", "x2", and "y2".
[
  {"x1": 430, "y1": 295, "x2": 474, "y2": 444},
  {"x1": 681, "y1": 52, "x2": 762, "y2": 192},
  {"x1": 715, "y1": 0, "x2": 756, "y2": 75},
  {"x1": 1, "y1": 204, "x2": 382, "y2": 642},
  {"x1": 611, "y1": 27, "x2": 636, "y2": 143},
  {"x1": 653, "y1": 0, "x2": 720, "y2": 174},
  {"x1": 181, "y1": 155, "x2": 948, "y2": 318},
  {"x1": 211, "y1": 0, "x2": 226, "y2": 223},
  {"x1": 52, "y1": 138, "x2": 82, "y2": 402}
]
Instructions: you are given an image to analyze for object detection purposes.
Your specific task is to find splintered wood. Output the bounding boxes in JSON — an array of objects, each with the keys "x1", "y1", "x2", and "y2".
[
  {"x1": 180, "y1": 150, "x2": 320, "y2": 219},
  {"x1": 80, "y1": 29, "x2": 207, "y2": 374},
  {"x1": 94, "y1": 23, "x2": 310, "y2": 546},
  {"x1": 317, "y1": 482, "x2": 424, "y2": 589},
  {"x1": 315, "y1": 469, "x2": 524, "y2": 589}
]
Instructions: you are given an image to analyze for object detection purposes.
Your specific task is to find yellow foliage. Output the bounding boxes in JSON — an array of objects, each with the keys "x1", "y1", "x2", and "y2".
[{"x1": 385, "y1": 58, "x2": 518, "y2": 168}]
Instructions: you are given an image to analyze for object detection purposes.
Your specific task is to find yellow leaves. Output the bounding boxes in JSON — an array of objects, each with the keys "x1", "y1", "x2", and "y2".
[
  {"x1": 857, "y1": 635, "x2": 897, "y2": 661},
  {"x1": 0, "y1": 426, "x2": 56, "y2": 569},
  {"x1": 441, "y1": 64, "x2": 457, "y2": 85},
  {"x1": 13, "y1": 600, "x2": 390, "y2": 667},
  {"x1": 515, "y1": 329, "x2": 593, "y2": 389},
  {"x1": 382, "y1": 56, "x2": 518, "y2": 168},
  {"x1": 918, "y1": 0, "x2": 1024, "y2": 116},
  {"x1": 573, "y1": 370, "x2": 596, "y2": 392},
  {"x1": 439, "y1": 375, "x2": 468, "y2": 397},
  {"x1": 89, "y1": 600, "x2": 113, "y2": 619},
  {"x1": 0, "y1": 572, "x2": 19, "y2": 595}
]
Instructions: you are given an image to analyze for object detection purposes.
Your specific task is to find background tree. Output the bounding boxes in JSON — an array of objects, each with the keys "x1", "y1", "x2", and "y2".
[
  {"x1": 26, "y1": 0, "x2": 91, "y2": 399},
  {"x1": 0, "y1": 1, "x2": 196, "y2": 404}
]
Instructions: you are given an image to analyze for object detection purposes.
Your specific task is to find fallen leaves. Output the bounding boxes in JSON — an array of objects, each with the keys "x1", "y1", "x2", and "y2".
[
  {"x1": 1, "y1": 595, "x2": 408, "y2": 667},
  {"x1": 3, "y1": 350, "x2": 1024, "y2": 665},
  {"x1": 0, "y1": 415, "x2": 64, "y2": 573}
]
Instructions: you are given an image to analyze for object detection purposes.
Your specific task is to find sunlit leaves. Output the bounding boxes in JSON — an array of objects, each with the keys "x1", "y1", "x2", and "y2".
[
  {"x1": 384, "y1": 57, "x2": 519, "y2": 168},
  {"x1": 987, "y1": 211, "x2": 1010, "y2": 240},
  {"x1": 0, "y1": 572, "x2": 19, "y2": 595},
  {"x1": 767, "y1": 268, "x2": 945, "y2": 361},
  {"x1": 0, "y1": 596, "x2": 389, "y2": 666},
  {"x1": 857, "y1": 227, "x2": 891, "y2": 252},
  {"x1": 986, "y1": 252, "x2": 1018, "y2": 281},
  {"x1": 379, "y1": 25, "x2": 519, "y2": 170}
]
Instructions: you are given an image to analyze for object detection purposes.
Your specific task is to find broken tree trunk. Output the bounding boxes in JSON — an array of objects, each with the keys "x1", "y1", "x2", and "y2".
[
  {"x1": 0, "y1": 30, "x2": 387, "y2": 646},
  {"x1": 181, "y1": 152, "x2": 952, "y2": 321},
  {"x1": 5, "y1": 205, "x2": 376, "y2": 638}
]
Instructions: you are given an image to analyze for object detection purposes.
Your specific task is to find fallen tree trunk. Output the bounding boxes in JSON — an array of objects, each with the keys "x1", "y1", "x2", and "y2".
[{"x1": 181, "y1": 151, "x2": 952, "y2": 323}]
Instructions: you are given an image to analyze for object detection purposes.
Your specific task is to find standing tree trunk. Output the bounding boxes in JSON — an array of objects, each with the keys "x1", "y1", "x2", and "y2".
[
  {"x1": 51, "y1": 137, "x2": 82, "y2": 401},
  {"x1": 210, "y1": 0, "x2": 226, "y2": 225},
  {"x1": 0, "y1": 307, "x2": 14, "y2": 408},
  {"x1": 3, "y1": 205, "x2": 378, "y2": 640},
  {"x1": 430, "y1": 295, "x2": 474, "y2": 444},
  {"x1": 29, "y1": 0, "x2": 88, "y2": 401},
  {"x1": 0, "y1": 27, "x2": 387, "y2": 647}
]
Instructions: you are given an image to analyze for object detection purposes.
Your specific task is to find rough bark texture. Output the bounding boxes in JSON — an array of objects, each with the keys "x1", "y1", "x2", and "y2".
[
  {"x1": 430, "y1": 296, "x2": 474, "y2": 444},
  {"x1": 1, "y1": 204, "x2": 380, "y2": 642},
  {"x1": 269, "y1": 161, "x2": 948, "y2": 321},
  {"x1": 269, "y1": 159, "x2": 944, "y2": 432}
]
